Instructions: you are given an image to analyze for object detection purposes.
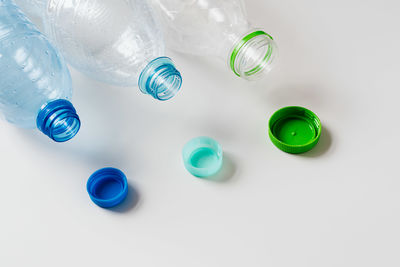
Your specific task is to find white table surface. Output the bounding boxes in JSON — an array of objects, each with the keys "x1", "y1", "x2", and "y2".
[{"x1": 1, "y1": 0, "x2": 400, "y2": 266}]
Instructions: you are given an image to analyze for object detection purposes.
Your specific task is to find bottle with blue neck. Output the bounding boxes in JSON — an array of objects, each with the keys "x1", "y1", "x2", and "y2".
[
  {"x1": 15, "y1": 0, "x2": 182, "y2": 101},
  {"x1": 0, "y1": 0, "x2": 80, "y2": 142}
]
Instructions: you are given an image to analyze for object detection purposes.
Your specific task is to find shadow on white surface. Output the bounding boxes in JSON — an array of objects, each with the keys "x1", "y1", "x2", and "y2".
[
  {"x1": 109, "y1": 184, "x2": 140, "y2": 213},
  {"x1": 13, "y1": 68, "x2": 149, "y2": 168},
  {"x1": 15, "y1": 127, "x2": 129, "y2": 167},
  {"x1": 204, "y1": 153, "x2": 237, "y2": 183},
  {"x1": 265, "y1": 85, "x2": 327, "y2": 109}
]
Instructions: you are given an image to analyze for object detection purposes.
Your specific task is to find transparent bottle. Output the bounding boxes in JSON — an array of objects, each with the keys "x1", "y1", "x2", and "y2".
[
  {"x1": 0, "y1": 0, "x2": 80, "y2": 142},
  {"x1": 148, "y1": 0, "x2": 278, "y2": 80},
  {"x1": 15, "y1": 0, "x2": 182, "y2": 101}
]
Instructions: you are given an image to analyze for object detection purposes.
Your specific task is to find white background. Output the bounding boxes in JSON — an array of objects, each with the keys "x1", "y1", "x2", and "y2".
[{"x1": 1, "y1": 0, "x2": 400, "y2": 266}]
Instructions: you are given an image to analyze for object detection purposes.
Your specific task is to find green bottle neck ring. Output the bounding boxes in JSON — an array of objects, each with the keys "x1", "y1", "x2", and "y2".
[{"x1": 229, "y1": 30, "x2": 276, "y2": 79}]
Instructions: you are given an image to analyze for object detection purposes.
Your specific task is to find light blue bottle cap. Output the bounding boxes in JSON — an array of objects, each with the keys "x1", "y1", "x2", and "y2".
[
  {"x1": 87, "y1": 168, "x2": 128, "y2": 208},
  {"x1": 182, "y1": 137, "x2": 223, "y2": 177}
]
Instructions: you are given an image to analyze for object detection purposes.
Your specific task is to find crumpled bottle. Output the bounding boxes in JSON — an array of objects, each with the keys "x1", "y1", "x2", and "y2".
[
  {"x1": 15, "y1": 0, "x2": 183, "y2": 101},
  {"x1": 148, "y1": 0, "x2": 278, "y2": 80}
]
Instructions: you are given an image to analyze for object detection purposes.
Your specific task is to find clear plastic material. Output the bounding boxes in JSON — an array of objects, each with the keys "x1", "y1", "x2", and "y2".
[
  {"x1": 0, "y1": 0, "x2": 80, "y2": 142},
  {"x1": 148, "y1": 0, "x2": 278, "y2": 80},
  {"x1": 15, "y1": 0, "x2": 182, "y2": 100},
  {"x1": 14, "y1": 0, "x2": 45, "y2": 17}
]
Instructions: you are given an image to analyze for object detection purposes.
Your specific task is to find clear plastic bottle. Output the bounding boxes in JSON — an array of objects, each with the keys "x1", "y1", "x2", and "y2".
[
  {"x1": 0, "y1": 0, "x2": 80, "y2": 142},
  {"x1": 148, "y1": 0, "x2": 278, "y2": 80},
  {"x1": 15, "y1": 0, "x2": 182, "y2": 101}
]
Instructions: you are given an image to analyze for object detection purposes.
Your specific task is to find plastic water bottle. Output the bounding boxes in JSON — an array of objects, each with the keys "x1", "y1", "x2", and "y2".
[
  {"x1": 15, "y1": 0, "x2": 182, "y2": 101},
  {"x1": 0, "y1": 0, "x2": 80, "y2": 142},
  {"x1": 148, "y1": 0, "x2": 278, "y2": 81}
]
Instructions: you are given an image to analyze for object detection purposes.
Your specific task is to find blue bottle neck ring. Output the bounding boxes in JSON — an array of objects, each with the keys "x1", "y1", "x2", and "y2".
[
  {"x1": 36, "y1": 99, "x2": 80, "y2": 142},
  {"x1": 138, "y1": 57, "x2": 182, "y2": 101}
]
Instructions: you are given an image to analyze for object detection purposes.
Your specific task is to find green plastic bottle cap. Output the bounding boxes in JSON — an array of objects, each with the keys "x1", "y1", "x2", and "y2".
[
  {"x1": 268, "y1": 106, "x2": 321, "y2": 154},
  {"x1": 182, "y1": 137, "x2": 223, "y2": 177}
]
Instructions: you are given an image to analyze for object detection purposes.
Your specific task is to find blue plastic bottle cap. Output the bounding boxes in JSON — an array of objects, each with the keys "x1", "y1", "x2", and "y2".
[
  {"x1": 182, "y1": 137, "x2": 223, "y2": 177},
  {"x1": 87, "y1": 168, "x2": 128, "y2": 208}
]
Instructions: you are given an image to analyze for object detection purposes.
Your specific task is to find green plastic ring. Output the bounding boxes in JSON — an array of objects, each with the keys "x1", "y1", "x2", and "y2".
[{"x1": 230, "y1": 30, "x2": 274, "y2": 77}]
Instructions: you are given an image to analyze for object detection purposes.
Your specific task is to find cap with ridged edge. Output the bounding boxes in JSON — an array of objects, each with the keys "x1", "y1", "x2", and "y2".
[
  {"x1": 87, "y1": 167, "x2": 128, "y2": 208},
  {"x1": 268, "y1": 106, "x2": 321, "y2": 154},
  {"x1": 182, "y1": 136, "x2": 223, "y2": 178}
]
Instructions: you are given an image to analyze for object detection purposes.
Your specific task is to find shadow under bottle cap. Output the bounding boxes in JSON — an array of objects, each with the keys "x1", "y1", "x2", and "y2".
[
  {"x1": 182, "y1": 137, "x2": 223, "y2": 177},
  {"x1": 268, "y1": 106, "x2": 321, "y2": 154},
  {"x1": 87, "y1": 168, "x2": 128, "y2": 208}
]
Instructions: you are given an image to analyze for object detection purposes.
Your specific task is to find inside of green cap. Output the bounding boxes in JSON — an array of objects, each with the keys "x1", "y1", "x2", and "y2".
[
  {"x1": 272, "y1": 115, "x2": 317, "y2": 146},
  {"x1": 269, "y1": 106, "x2": 321, "y2": 153}
]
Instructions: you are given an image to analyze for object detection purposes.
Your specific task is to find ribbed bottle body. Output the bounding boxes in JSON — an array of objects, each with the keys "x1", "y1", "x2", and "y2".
[
  {"x1": 148, "y1": 0, "x2": 250, "y2": 58},
  {"x1": 43, "y1": 0, "x2": 165, "y2": 86},
  {"x1": 0, "y1": 0, "x2": 72, "y2": 128},
  {"x1": 148, "y1": 0, "x2": 278, "y2": 80}
]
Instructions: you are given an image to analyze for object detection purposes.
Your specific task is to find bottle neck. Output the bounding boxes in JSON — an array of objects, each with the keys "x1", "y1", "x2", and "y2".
[
  {"x1": 228, "y1": 29, "x2": 278, "y2": 81},
  {"x1": 36, "y1": 99, "x2": 80, "y2": 142},
  {"x1": 138, "y1": 57, "x2": 182, "y2": 101}
]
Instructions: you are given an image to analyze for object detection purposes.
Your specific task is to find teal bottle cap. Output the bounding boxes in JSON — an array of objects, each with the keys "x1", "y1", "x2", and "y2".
[
  {"x1": 182, "y1": 137, "x2": 223, "y2": 177},
  {"x1": 268, "y1": 106, "x2": 321, "y2": 154}
]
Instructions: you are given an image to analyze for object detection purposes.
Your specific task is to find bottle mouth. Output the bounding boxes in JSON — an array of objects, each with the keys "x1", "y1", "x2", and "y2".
[
  {"x1": 138, "y1": 57, "x2": 182, "y2": 101},
  {"x1": 229, "y1": 30, "x2": 278, "y2": 81},
  {"x1": 36, "y1": 99, "x2": 81, "y2": 142}
]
